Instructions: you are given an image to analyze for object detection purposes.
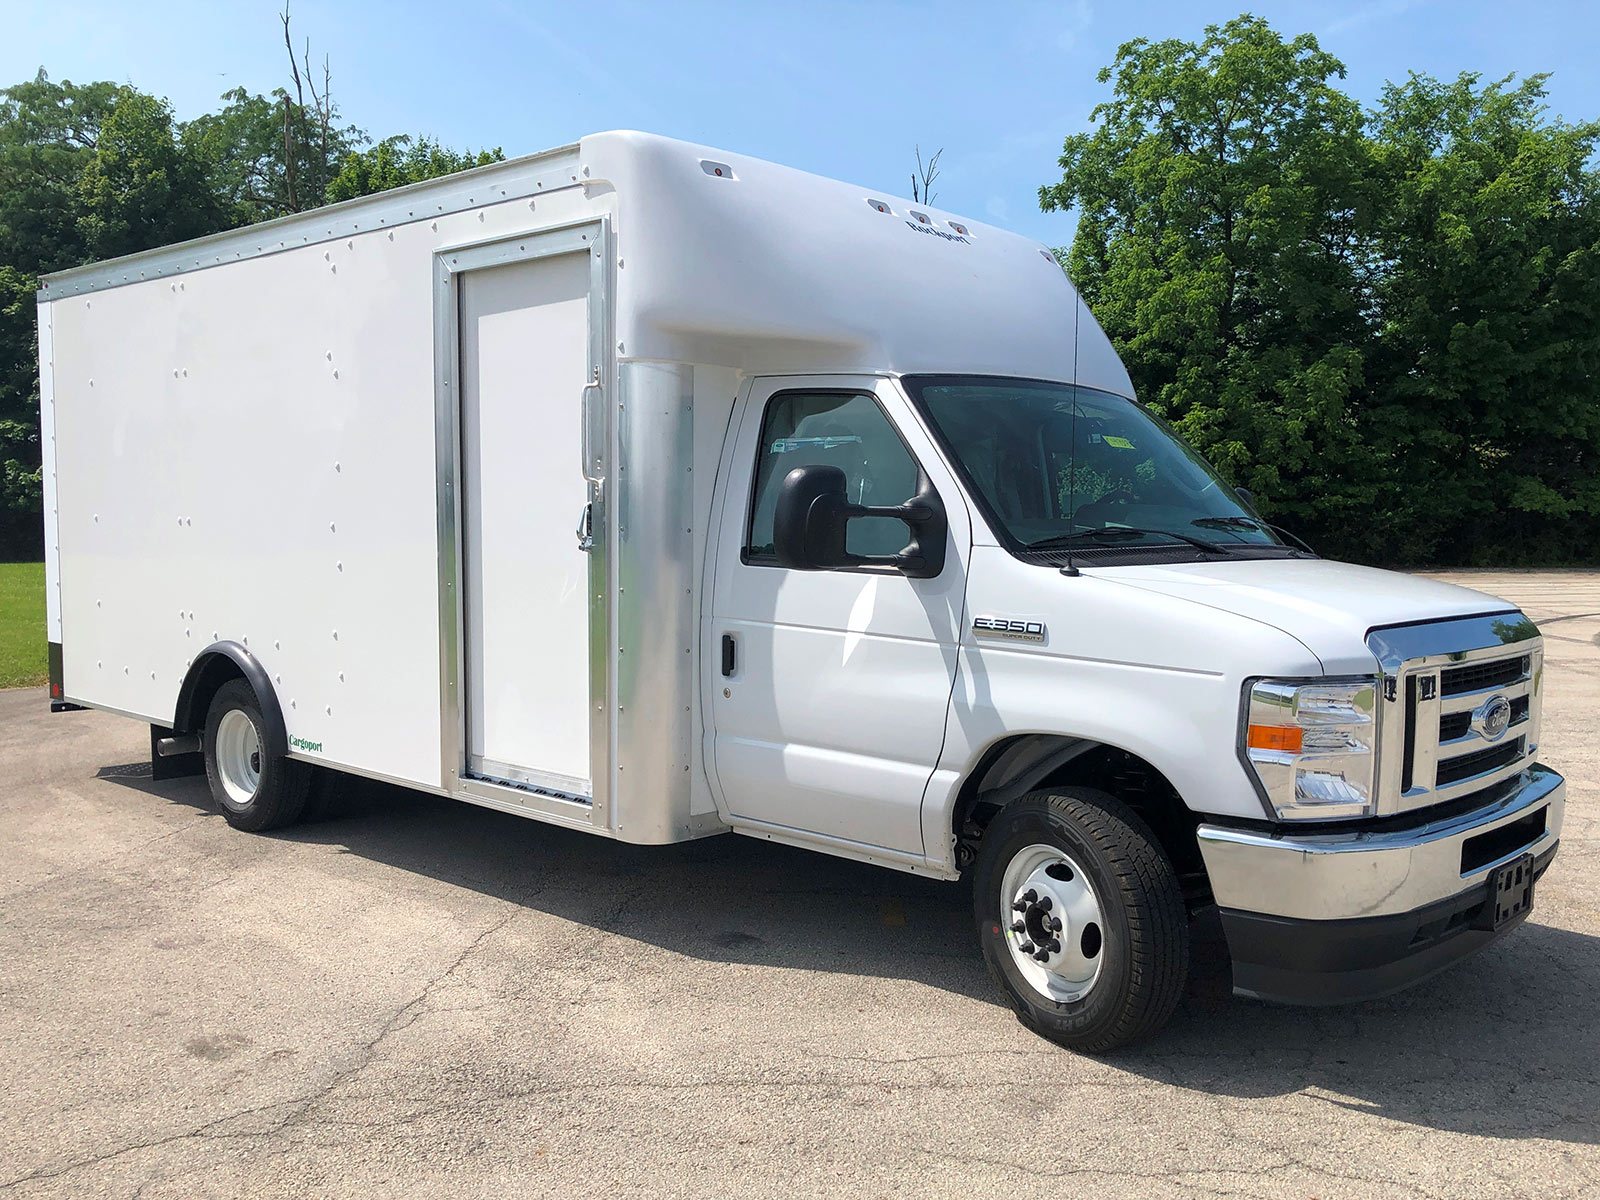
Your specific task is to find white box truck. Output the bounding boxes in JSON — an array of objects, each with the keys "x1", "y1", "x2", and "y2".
[{"x1": 37, "y1": 131, "x2": 1563, "y2": 1050}]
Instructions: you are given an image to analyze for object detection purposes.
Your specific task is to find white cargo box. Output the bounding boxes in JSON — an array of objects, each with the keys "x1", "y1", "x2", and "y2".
[{"x1": 38, "y1": 130, "x2": 1126, "y2": 847}]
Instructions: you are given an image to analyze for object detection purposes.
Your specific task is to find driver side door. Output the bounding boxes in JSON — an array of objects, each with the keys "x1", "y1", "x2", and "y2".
[{"x1": 704, "y1": 376, "x2": 971, "y2": 858}]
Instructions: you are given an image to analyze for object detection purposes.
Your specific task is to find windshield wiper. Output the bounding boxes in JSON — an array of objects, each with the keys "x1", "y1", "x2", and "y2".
[
  {"x1": 1026, "y1": 526, "x2": 1232, "y2": 554},
  {"x1": 1191, "y1": 516, "x2": 1317, "y2": 556}
]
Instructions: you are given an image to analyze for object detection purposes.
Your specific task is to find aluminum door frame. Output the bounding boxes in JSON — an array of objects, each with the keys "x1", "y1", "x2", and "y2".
[{"x1": 433, "y1": 218, "x2": 613, "y2": 830}]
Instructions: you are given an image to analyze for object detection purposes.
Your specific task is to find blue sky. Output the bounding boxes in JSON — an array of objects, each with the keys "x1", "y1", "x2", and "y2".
[{"x1": 6, "y1": 1, "x2": 1598, "y2": 246}]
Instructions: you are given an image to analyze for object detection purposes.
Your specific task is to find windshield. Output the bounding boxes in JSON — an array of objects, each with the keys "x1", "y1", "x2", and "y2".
[{"x1": 903, "y1": 376, "x2": 1290, "y2": 563}]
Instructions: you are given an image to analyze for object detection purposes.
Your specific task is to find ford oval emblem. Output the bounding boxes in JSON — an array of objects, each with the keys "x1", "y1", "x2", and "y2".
[{"x1": 1472, "y1": 694, "x2": 1513, "y2": 741}]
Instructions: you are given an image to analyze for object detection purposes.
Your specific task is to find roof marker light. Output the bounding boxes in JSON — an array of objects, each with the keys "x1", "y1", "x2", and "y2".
[
  {"x1": 867, "y1": 198, "x2": 892, "y2": 214},
  {"x1": 1039, "y1": 249, "x2": 1058, "y2": 263},
  {"x1": 700, "y1": 160, "x2": 736, "y2": 180},
  {"x1": 910, "y1": 211, "x2": 932, "y2": 225},
  {"x1": 948, "y1": 221, "x2": 970, "y2": 236}
]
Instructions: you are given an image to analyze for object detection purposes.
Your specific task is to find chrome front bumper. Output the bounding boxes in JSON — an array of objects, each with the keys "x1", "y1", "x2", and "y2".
[
  {"x1": 1198, "y1": 764, "x2": 1563, "y2": 921},
  {"x1": 1196, "y1": 765, "x2": 1564, "y2": 1004}
]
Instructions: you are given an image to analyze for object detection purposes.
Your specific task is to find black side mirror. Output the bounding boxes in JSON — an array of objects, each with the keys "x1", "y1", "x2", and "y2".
[
  {"x1": 1235, "y1": 486, "x2": 1256, "y2": 511},
  {"x1": 773, "y1": 464, "x2": 947, "y2": 579}
]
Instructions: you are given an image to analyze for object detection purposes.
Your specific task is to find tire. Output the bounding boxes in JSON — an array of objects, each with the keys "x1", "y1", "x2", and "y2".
[
  {"x1": 973, "y1": 787, "x2": 1189, "y2": 1052},
  {"x1": 202, "y1": 679, "x2": 312, "y2": 832}
]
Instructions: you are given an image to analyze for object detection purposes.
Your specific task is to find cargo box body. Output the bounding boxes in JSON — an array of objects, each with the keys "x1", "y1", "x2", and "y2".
[{"x1": 40, "y1": 130, "x2": 1117, "y2": 850}]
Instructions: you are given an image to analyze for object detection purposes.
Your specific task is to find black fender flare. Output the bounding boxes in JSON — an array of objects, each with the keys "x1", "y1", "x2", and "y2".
[{"x1": 172, "y1": 642, "x2": 289, "y2": 759}]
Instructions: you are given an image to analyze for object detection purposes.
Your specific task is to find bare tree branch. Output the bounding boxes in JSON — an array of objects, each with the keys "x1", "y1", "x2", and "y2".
[{"x1": 911, "y1": 144, "x2": 943, "y2": 205}]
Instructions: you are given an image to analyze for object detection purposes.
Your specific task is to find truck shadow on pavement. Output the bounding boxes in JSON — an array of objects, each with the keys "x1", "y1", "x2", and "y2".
[{"x1": 104, "y1": 764, "x2": 1600, "y2": 1146}]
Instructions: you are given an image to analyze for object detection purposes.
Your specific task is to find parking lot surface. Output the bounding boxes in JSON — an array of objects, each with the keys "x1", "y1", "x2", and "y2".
[{"x1": 1, "y1": 570, "x2": 1595, "y2": 1199}]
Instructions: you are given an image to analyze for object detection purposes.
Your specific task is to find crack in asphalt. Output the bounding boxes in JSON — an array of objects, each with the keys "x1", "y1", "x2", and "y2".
[{"x1": 0, "y1": 908, "x2": 519, "y2": 1194}]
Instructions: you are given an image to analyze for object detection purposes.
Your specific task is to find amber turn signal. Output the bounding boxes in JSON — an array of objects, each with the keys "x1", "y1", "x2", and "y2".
[{"x1": 1247, "y1": 724, "x2": 1303, "y2": 753}]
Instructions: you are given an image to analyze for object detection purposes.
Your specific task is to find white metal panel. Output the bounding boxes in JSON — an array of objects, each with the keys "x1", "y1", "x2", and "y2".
[
  {"x1": 460, "y1": 253, "x2": 593, "y2": 790},
  {"x1": 919, "y1": 545, "x2": 1329, "y2": 863},
  {"x1": 705, "y1": 376, "x2": 972, "y2": 856},
  {"x1": 45, "y1": 180, "x2": 598, "y2": 791},
  {"x1": 36, "y1": 302, "x2": 61, "y2": 643}
]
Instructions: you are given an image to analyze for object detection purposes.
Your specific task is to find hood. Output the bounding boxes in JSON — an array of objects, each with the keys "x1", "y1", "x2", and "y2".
[{"x1": 1094, "y1": 558, "x2": 1519, "y2": 674}]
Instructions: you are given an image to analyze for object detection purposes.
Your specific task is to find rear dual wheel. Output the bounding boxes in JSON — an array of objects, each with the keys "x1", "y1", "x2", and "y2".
[{"x1": 973, "y1": 787, "x2": 1189, "y2": 1052}]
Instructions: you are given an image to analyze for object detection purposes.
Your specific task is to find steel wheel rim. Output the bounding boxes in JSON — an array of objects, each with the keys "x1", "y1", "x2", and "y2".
[
  {"x1": 215, "y1": 709, "x2": 261, "y2": 809},
  {"x1": 1000, "y1": 842, "x2": 1105, "y2": 1002}
]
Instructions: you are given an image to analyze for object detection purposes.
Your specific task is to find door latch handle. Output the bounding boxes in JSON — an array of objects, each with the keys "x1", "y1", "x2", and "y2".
[
  {"x1": 575, "y1": 501, "x2": 594, "y2": 552},
  {"x1": 721, "y1": 633, "x2": 736, "y2": 677}
]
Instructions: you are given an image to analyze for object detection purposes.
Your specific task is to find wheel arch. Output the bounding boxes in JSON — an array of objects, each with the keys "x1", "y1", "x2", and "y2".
[
  {"x1": 173, "y1": 642, "x2": 289, "y2": 758},
  {"x1": 949, "y1": 732, "x2": 1210, "y2": 903}
]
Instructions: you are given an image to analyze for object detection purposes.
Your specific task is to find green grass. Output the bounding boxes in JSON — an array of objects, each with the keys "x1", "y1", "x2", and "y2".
[{"x1": 0, "y1": 561, "x2": 47, "y2": 688}]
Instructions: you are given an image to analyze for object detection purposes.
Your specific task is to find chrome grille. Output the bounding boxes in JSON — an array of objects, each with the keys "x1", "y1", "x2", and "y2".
[{"x1": 1368, "y1": 614, "x2": 1544, "y2": 817}]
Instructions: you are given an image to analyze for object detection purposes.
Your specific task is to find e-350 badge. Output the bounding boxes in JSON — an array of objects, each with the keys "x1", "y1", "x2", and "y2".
[{"x1": 972, "y1": 616, "x2": 1047, "y2": 643}]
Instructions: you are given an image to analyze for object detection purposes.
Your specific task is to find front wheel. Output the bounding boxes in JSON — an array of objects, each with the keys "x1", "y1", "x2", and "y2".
[
  {"x1": 973, "y1": 787, "x2": 1189, "y2": 1052},
  {"x1": 203, "y1": 679, "x2": 312, "y2": 832}
]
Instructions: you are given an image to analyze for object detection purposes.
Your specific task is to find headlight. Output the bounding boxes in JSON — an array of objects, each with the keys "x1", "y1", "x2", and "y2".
[{"x1": 1241, "y1": 678, "x2": 1378, "y2": 820}]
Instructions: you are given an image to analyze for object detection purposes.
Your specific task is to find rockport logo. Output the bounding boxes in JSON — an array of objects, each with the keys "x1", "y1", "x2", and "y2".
[
  {"x1": 972, "y1": 616, "x2": 1046, "y2": 643},
  {"x1": 290, "y1": 735, "x2": 324, "y2": 753},
  {"x1": 906, "y1": 220, "x2": 970, "y2": 244}
]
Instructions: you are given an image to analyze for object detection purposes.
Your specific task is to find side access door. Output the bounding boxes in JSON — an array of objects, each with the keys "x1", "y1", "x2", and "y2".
[{"x1": 705, "y1": 376, "x2": 971, "y2": 858}]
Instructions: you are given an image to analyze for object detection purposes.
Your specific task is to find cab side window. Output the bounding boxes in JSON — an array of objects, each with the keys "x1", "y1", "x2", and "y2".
[{"x1": 745, "y1": 391, "x2": 921, "y2": 563}]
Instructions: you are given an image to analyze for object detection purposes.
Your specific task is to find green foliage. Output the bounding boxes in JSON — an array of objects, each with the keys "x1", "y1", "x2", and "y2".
[
  {"x1": 326, "y1": 136, "x2": 503, "y2": 203},
  {"x1": 0, "y1": 561, "x2": 46, "y2": 684},
  {"x1": 0, "y1": 266, "x2": 39, "y2": 554},
  {"x1": 0, "y1": 55, "x2": 497, "y2": 558},
  {"x1": 77, "y1": 91, "x2": 224, "y2": 260},
  {"x1": 1045, "y1": 15, "x2": 1600, "y2": 564}
]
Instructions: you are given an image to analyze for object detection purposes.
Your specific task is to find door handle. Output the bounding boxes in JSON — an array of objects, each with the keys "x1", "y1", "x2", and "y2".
[
  {"x1": 575, "y1": 501, "x2": 594, "y2": 552},
  {"x1": 721, "y1": 633, "x2": 736, "y2": 677}
]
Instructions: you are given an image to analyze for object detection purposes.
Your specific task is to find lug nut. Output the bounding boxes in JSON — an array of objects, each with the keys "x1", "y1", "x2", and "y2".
[
  {"x1": 1034, "y1": 950, "x2": 1050, "y2": 962},
  {"x1": 1039, "y1": 896, "x2": 1053, "y2": 912},
  {"x1": 1022, "y1": 889, "x2": 1038, "y2": 903},
  {"x1": 1012, "y1": 900, "x2": 1028, "y2": 913},
  {"x1": 1020, "y1": 941, "x2": 1035, "y2": 954},
  {"x1": 1010, "y1": 920, "x2": 1025, "y2": 934},
  {"x1": 1050, "y1": 917, "x2": 1063, "y2": 932},
  {"x1": 1049, "y1": 939, "x2": 1062, "y2": 953}
]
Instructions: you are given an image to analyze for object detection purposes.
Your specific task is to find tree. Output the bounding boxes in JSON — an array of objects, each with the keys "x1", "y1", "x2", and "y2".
[
  {"x1": 1044, "y1": 16, "x2": 1600, "y2": 564},
  {"x1": 1363, "y1": 72, "x2": 1600, "y2": 562},
  {"x1": 0, "y1": 71, "x2": 121, "y2": 274},
  {"x1": 325, "y1": 135, "x2": 503, "y2": 203},
  {"x1": 0, "y1": 265, "x2": 39, "y2": 556},
  {"x1": 180, "y1": 7, "x2": 364, "y2": 225},
  {"x1": 76, "y1": 90, "x2": 224, "y2": 260},
  {"x1": 1041, "y1": 16, "x2": 1381, "y2": 554}
]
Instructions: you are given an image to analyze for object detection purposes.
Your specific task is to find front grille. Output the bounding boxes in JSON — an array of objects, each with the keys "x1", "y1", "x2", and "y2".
[
  {"x1": 1441, "y1": 655, "x2": 1529, "y2": 696},
  {"x1": 1436, "y1": 737, "x2": 1525, "y2": 787},
  {"x1": 1370, "y1": 618, "x2": 1543, "y2": 817}
]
